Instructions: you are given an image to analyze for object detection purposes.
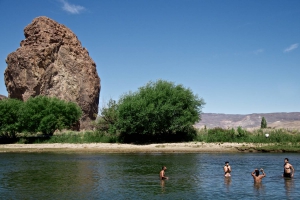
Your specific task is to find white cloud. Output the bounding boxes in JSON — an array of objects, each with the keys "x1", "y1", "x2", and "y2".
[
  {"x1": 60, "y1": 0, "x2": 85, "y2": 14},
  {"x1": 284, "y1": 43, "x2": 298, "y2": 53},
  {"x1": 253, "y1": 49, "x2": 264, "y2": 55}
]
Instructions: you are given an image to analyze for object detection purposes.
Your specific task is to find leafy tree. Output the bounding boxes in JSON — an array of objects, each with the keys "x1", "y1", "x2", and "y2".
[
  {"x1": 0, "y1": 98, "x2": 23, "y2": 138},
  {"x1": 18, "y1": 96, "x2": 82, "y2": 135},
  {"x1": 261, "y1": 117, "x2": 267, "y2": 129},
  {"x1": 116, "y1": 80, "x2": 205, "y2": 143},
  {"x1": 94, "y1": 98, "x2": 119, "y2": 134}
]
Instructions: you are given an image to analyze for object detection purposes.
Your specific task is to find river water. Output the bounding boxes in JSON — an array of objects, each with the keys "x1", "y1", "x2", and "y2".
[{"x1": 0, "y1": 152, "x2": 299, "y2": 199}]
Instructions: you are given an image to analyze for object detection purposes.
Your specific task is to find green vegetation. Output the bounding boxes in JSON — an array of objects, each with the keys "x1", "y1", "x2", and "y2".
[
  {"x1": 14, "y1": 127, "x2": 300, "y2": 152},
  {"x1": 0, "y1": 98, "x2": 23, "y2": 139},
  {"x1": 255, "y1": 143, "x2": 300, "y2": 152},
  {"x1": 1, "y1": 80, "x2": 205, "y2": 144},
  {"x1": 0, "y1": 96, "x2": 82, "y2": 142},
  {"x1": 261, "y1": 117, "x2": 267, "y2": 129},
  {"x1": 194, "y1": 127, "x2": 300, "y2": 152},
  {"x1": 1, "y1": 80, "x2": 299, "y2": 152},
  {"x1": 195, "y1": 127, "x2": 300, "y2": 143},
  {"x1": 93, "y1": 99, "x2": 118, "y2": 135},
  {"x1": 111, "y1": 80, "x2": 205, "y2": 143},
  {"x1": 17, "y1": 131, "x2": 117, "y2": 144},
  {"x1": 18, "y1": 96, "x2": 82, "y2": 136}
]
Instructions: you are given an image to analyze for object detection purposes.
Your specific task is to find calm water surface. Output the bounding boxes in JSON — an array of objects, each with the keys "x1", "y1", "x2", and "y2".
[{"x1": 0, "y1": 152, "x2": 299, "y2": 199}]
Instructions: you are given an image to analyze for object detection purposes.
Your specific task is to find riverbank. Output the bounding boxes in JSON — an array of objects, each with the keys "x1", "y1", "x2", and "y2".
[{"x1": 0, "y1": 142, "x2": 283, "y2": 153}]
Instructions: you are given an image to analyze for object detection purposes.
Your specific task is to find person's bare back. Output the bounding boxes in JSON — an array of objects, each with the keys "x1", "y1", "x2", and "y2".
[{"x1": 252, "y1": 168, "x2": 266, "y2": 183}]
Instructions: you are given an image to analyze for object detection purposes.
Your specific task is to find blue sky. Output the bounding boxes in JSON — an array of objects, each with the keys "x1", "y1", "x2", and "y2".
[{"x1": 0, "y1": 0, "x2": 299, "y2": 114}]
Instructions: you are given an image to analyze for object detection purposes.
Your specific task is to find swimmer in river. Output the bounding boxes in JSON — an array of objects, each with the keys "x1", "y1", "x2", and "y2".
[
  {"x1": 224, "y1": 161, "x2": 231, "y2": 177},
  {"x1": 283, "y1": 158, "x2": 294, "y2": 178},
  {"x1": 251, "y1": 168, "x2": 266, "y2": 183},
  {"x1": 160, "y1": 166, "x2": 168, "y2": 180}
]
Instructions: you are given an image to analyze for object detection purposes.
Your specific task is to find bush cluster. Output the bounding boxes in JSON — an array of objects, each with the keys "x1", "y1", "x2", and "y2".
[
  {"x1": 94, "y1": 80, "x2": 205, "y2": 143},
  {"x1": 0, "y1": 96, "x2": 82, "y2": 140},
  {"x1": 0, "y1": 99, "x2": 23, "y2": 139}
]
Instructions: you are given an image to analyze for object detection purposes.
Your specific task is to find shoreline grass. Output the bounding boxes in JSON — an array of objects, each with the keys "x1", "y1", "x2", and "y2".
[
  {"x1": 193, "y1": 127, "x2": 300, "y2": 152},
  {"x1": 3, "y1": 127, "x2": 300, "y2": 152},
  {"x1": 194, "y1": 127, "x2": 300, "y2": 143},
  {"x1": 254, "y1": 143, "x2": 300, "y2": 152},
  {"x1": 15, "y1": 131, "x2": 118, "y2": 144}
]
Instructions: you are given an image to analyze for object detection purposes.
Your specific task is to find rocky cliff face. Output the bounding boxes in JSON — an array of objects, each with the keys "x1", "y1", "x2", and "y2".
[{"x1": 4, "y1": 16, "x2": 100, "y2": 130}]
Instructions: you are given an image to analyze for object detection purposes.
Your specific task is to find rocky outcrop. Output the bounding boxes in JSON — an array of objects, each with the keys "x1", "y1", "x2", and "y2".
[
  {"x1": 4, "y1": 16, "x2": 100, "y2": 130},
  {"x1": 0, "y1": 95, "x2": 7, "y2": 100}
]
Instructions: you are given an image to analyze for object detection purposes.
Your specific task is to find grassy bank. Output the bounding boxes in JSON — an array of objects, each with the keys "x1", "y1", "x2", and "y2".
[
  {"x1": 16, "y1": 131, "x2": 118, "y2": 144},
  {"x1": 195, "y1": 127, "x2": 300, "y2": 152},
  {"x1": 5, "y1": 127, "x2": 300, "y2": 152},
  {"x1": 254, "y1": 143, "x2": 300, "y2": 152},
  {"x1": 195, "y1": 127, "x2": 300, "y2": 143}
]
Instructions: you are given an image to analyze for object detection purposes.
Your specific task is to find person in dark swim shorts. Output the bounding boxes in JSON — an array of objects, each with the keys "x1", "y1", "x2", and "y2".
[{"x1": 283, "y1": 158, "x2": 294, "y2": 178}]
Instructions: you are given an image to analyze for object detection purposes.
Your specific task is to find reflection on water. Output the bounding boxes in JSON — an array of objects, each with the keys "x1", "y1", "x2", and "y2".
[
  {"x1": 0, "y1": 153, "x2": 299, "y2": 199},
  {"x1": 284, "y1": 178, "x2": 294, "y2": 198},
  {"x1": 160, "y1": 180, "x2": 166, "y2": 193},
  {"x1": 224, "y1": 177, "x2": 231, "y2": 192},
  {"x1": 253, "y1": 182, "x2": 264, "y2": 190},
  {"x1": 253, "y1": 182, "x2": 266, "y2": 197}
]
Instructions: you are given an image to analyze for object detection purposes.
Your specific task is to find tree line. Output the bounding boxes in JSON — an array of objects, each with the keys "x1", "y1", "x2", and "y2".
[
  {"x1": 1, "y1": 79, "x2": 274, "y2": 144},
  {"x1": 0, "y1": 96, "x2": 82, "y2": 140},
  {"x1": 0, "y1": 80, "x2": 205, "y2": 144}
]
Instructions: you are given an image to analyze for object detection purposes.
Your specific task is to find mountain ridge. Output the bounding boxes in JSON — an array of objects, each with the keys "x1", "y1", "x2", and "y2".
[{"x1": 195, "y1": 112, "x2": 300, "y2": 130}]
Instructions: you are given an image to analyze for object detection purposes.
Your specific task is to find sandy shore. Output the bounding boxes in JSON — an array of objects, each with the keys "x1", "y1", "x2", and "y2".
[{"x1": 0, "y1": 142, "x2": 260, "y2": 153}]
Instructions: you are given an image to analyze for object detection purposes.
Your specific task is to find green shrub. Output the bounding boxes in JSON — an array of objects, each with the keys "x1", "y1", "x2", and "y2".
[
  {"x1": 93, "y1": 99, "x2": 119, "y2": 135},
  {"x1": 206, "y1": 127, "x2": 236, "y2": 142},
  {"x1": 237, "y1": 126, "x2": 248, "y2": 138},
  {"x1": 0, "y1": 98, "x2": 23, "y2": 138},
  {"x1": 18, "y1": 96, "x2": 82, "y2": 136},
  {"x1": 116, "y1": 80, "x2": 205, "y2": 143},
  {"x1": 34, "y1": 131, "x2": 118, "y2": 144}
]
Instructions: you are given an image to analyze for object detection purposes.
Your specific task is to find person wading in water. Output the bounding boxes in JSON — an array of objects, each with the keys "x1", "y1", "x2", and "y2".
[
  {"x1": 160, "y1": 166, "x2": 168, "y2": 180},
  {"x1": 283, "y1": 158, "x2": 294, "y2": 178},
  {"x1": 251, "y1": 168, "x2": 266, "y2": 183},
  {"x1": 224, "y1": 161, "x2": 231, "y2": 177}
]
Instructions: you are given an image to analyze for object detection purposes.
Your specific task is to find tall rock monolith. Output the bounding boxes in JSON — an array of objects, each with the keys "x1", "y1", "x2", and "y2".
[{"x1": 4, "y1": 16, "x2": 100, "y2": 130}]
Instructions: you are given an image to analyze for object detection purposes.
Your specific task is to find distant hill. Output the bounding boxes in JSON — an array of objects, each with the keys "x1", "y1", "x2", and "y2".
[
  {"x1": 0, "y1": 95, "x2": 7, "y2": 100},
  {"x1": 195, "y1": 112, "x2": 300, "y2": 130}
]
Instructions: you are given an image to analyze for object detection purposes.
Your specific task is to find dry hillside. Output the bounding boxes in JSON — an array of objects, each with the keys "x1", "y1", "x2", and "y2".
[{"x1": 195, "y1": 112, "x2": 300, "y2": 130}]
